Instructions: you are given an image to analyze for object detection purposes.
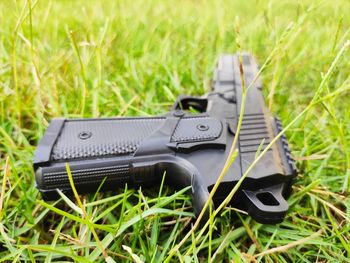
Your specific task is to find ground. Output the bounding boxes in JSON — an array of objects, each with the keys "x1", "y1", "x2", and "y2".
[{"x1": 0, "y1": 0, "x2": 349, "y2": 262}]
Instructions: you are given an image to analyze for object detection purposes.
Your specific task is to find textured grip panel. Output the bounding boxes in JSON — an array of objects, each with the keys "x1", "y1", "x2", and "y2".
[
  {"x1": 51, "y1": 116, "x2": 223, "y2": 161},
  {"x1": 52, "y1": 118, "x2": 164, "y2": 160},
  {"x1": 171, "y1": 117, "x2": 222, "y2": 142}
]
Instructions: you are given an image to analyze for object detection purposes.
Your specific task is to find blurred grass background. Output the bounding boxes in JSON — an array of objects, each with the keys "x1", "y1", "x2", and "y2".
[{"x1": 0, "y1": 0, "x2": 349, "y2": 262}]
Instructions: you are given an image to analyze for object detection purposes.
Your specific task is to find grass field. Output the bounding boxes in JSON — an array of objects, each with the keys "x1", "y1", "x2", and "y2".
[{"x1": 0, "y1": 0, "x2": 350, "y2": 262}]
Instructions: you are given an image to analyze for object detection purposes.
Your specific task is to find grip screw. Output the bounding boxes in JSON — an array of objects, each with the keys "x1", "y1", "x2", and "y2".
[
  {"x1": 197, "y1": 124, "x2": 209, "y2": 131},
  {"x1": 78, "y1": 131, "x2": 92, "y2": 140}
]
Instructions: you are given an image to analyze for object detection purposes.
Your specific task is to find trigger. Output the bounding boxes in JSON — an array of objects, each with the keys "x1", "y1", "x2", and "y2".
[{"x1": 227, "y1": 121, "x2": 235, "y2": 135}]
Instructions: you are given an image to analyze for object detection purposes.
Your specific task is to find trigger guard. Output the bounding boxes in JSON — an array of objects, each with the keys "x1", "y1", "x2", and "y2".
[{"x1": 172, "y1": 96, "x2": 208, "y2": 112}]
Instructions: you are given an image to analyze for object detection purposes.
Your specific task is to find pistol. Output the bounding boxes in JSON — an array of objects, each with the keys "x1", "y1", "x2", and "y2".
[{"x1": 33, "y1": 53, "x2": 297, "y2": 224}]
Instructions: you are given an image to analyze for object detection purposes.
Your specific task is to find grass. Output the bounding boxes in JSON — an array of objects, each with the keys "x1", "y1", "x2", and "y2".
[{"x1": 0, "y1": 0, "x2": 350, "y2": 262}]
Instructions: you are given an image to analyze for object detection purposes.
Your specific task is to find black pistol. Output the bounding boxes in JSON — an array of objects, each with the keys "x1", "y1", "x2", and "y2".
[{"x1": 33, "y1": 53, "x2": 297, "y2": 224}]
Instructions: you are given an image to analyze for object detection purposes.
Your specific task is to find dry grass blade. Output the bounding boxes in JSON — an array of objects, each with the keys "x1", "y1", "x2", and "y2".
[
  {"x1": 49, "y1": 229, "x2": 86, "y2": 246},
  {"x1": 253, "y1": 230, "x2": 323, "y2": 258},
  {"x1": 294, "y1": 154, "x2": 329, "y2": 161},
  {"x1": 122, "y1": 245, "x2": 144, "y2": 263},
  {"x1": 0, "y1": 156, "x2": 15, "y2": 251},
  {"x1": 308, "y1": 192, "x2": 349, "y2": 221},
  {"x1": 0, "y1": 156, "x2": 10, "y2": 216}
]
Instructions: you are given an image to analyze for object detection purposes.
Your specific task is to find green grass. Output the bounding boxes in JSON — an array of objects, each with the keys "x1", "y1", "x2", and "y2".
[{"x1": 1, "y1": 0, "x2": 350, "y2": 262}]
